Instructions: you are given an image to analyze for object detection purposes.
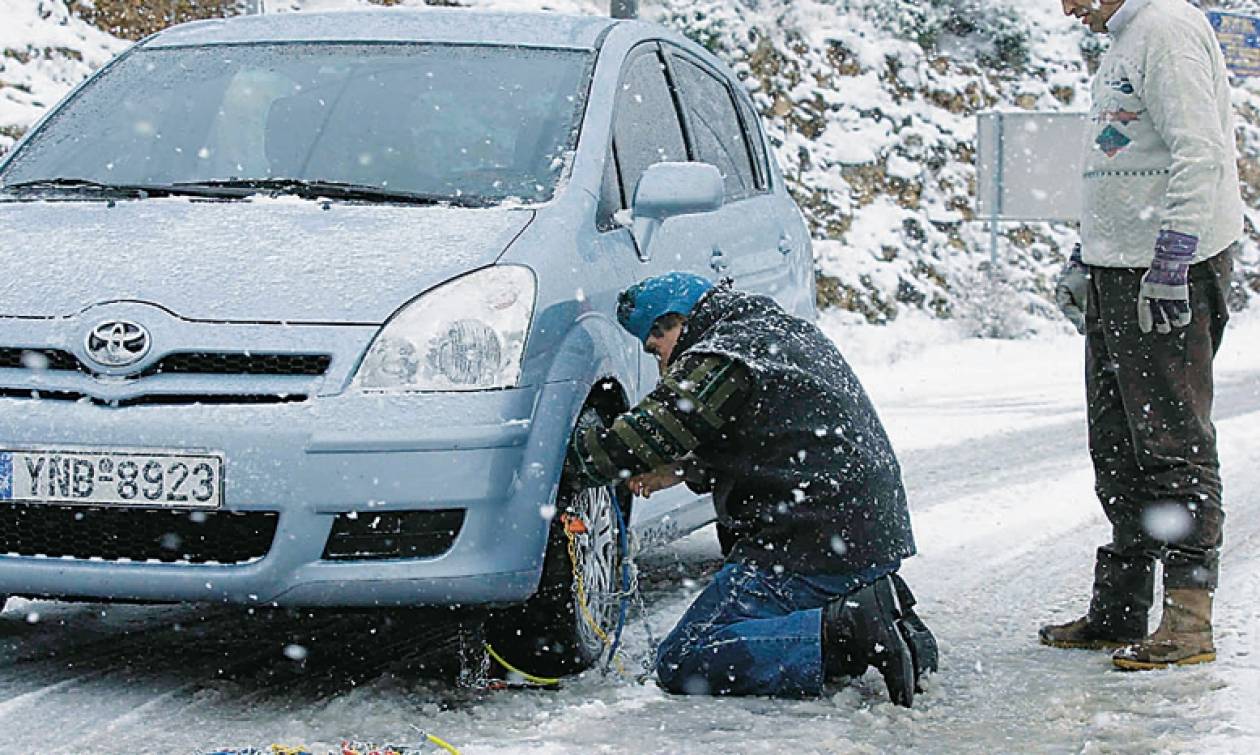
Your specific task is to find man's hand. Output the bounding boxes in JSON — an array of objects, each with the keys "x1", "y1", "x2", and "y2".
[
  {"x1": 1138, "y1": 230, "x2": 1196, "y2": 335},
  {"x1": 627, "y1": 463, "x2": 686, "y2": 499},
  {"x1": 1054, "y1": 244, "x2": 1089, "y2": 335}
]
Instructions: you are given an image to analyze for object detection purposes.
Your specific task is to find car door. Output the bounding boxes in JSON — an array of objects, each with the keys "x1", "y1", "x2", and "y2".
[
  {"x1": 596, "y1": 42, "x2": 710, "y2": 399},
  {"x1": 663, "y1": 46, "x2": 799, "y2": 306},
  {"x1": 593, "y1": 42, "x2": 714, "y2": 542},
  {"x1": 732, "y1": 84, "x2": 816, "y2": 319}
]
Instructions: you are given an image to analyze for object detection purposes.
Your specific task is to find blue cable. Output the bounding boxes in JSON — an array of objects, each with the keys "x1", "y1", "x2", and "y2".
[{"x1": 603, "y1": 497, "x2": 631, "y2": 674}]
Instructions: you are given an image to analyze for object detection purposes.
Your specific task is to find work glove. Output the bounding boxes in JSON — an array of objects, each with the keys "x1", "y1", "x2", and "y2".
[
  {"x1": 1138, "y1": 230, "x2": 1196, "y2": 335},
  {"x1": 1054, "y1": 244, "x2": 1089, "y2": 335}
]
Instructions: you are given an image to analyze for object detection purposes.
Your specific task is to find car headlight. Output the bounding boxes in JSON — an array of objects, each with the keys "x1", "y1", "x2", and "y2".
[{"x1": 354, "y1": 265, "x2": 536, "y2": 392}]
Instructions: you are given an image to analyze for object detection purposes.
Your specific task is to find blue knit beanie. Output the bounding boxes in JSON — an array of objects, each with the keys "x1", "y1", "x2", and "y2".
[{"x1": 616, "y1": 272, "x2": 714, "y2": 344}]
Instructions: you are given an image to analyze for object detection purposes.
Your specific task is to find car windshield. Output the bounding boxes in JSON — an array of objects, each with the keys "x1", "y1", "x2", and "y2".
[{"x1": 0, "y1": 42, "x2": 593, "y2": 205}]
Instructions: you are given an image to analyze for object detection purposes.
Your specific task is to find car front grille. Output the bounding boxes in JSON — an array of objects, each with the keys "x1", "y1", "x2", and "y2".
[
  {"x1": 0, "y1": 348, "x2": 331, "y2": 378},
  {"x1": 0, "y1": 348, "x2": 83, "y2": 372},
  {"x1": 0, "y1": 504, "x2": 278, "y2": 564},
  {"x1": 0, "y1": 389, "x2": 310, "y2": 407},
  {"x1": 143, "y1": 353, "x2": 332, "y2": 377}
]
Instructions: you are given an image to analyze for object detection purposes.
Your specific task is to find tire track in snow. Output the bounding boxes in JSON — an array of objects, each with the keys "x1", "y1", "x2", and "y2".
[
  {"x1": 0, "y1": 621, "x2": 295, "y2": 750},
  {"x1": 892, "y1": 405, "x2": 1260, "y2": 753},
  {"x1": 0, "y1": 605, "x2": 467, "y2": 752},
  {"x1": 0, "y1": 674, "x2": 108, "y2": 720},
  {"x1": 899, "y1": 372, "x2": 1260, "y2": 509},
  {"x1": 0, "y1": 605, "x2": 251, "y2": 733},
  {"x1": 58, "y1": 610, "x2": 478, "y2": 754}
]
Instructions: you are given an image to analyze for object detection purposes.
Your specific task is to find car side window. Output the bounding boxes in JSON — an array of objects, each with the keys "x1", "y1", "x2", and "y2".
[
  {"x1": 669, "y1": 55, "x2": 757, "y2": 200},
  {"x1": 611, "y1": 48, "x2": 688, "y2": 211},
  {"x1": 734, "y1": 90, "x2": 771, "y2": 192},
  {"x1": 597, "y1": 144, "x2": 625, "y2": 232}
]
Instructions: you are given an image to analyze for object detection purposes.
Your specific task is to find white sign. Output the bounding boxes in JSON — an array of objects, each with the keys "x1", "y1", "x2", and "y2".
[{"x1": 976, "y1": 111, "x2": 1088, "y2": 223}]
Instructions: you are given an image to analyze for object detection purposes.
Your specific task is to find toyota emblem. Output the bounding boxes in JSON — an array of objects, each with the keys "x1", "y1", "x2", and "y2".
[{"x1": 85, "y1": 320, "x2": 151, "y2": 368}]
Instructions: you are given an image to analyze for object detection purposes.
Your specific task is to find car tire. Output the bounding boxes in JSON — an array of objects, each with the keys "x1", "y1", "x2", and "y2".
[{"x1": 486, "y1": 410, "x2": 629, "y2": 679}]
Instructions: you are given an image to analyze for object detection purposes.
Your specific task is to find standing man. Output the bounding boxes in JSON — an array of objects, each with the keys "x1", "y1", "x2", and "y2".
[
  {"x1": 1047, "y1": 0, "x2": 1242, "y2": 670},
  {"x1": 567, "y1": 273, "x2": 935, "y2": 705}
]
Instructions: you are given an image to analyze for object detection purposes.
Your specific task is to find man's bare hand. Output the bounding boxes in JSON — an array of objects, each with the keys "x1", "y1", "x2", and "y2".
[{"x1": 627, "y1": 464, "x2": 686, "y2": 498}]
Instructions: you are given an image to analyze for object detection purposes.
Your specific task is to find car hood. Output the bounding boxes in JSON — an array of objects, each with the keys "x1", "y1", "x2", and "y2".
[{"x1": 0, "y1": 197, "x2": 534, "y2": 323}]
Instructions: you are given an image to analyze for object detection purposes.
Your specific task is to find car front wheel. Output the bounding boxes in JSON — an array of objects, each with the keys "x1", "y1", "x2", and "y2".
[{"x1": 486, "y1": 412, "x2": 628, "y2": 679}]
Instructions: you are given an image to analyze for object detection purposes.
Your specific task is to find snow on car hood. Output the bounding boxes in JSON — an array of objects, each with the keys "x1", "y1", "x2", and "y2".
[{"x1": 0, "y1": 196, "x2": 534, "y2": 323}]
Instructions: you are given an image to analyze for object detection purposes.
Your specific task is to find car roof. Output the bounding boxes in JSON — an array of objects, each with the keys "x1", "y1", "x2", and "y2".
[{"x1": 145, "y1": 7, "x2": 619, "y2": 51}]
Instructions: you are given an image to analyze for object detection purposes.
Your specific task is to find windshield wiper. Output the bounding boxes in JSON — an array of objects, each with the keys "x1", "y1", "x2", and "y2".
[
  {"x1": 3, "y1": 177, "x2": 499, "y2": 207},
  {"x1": 170, "y1": 178, "x2": 493, "y2": 207},
  {"x1": 1, "y1": 177, "x2": 244, "y2": 200}
]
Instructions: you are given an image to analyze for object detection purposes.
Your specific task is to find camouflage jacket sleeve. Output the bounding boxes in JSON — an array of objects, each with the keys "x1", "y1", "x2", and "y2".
[{"x1": 566, "y1": 353, "x2": 752, "y2": 488}]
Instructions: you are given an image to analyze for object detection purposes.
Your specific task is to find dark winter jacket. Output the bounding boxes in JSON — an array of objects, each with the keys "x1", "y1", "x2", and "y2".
[
  {"x1": 570, "y1": 283, "x2": 916, "y2": 575},
  {"x1": 675, "y1": 285, "x2": 915, "y2": 574}
]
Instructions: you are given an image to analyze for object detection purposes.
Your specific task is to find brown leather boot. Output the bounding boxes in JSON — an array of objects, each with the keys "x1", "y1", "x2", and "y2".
[
  {"x1": 1039, "y1": 615, "x2": 1140, "y2": 650},
  {"x1": 1112, "y1": 589, "x2": 1215, "y2": 670},
  {"x1": 1041, "y1": 545, "x2": 1153, "y2": 650}
]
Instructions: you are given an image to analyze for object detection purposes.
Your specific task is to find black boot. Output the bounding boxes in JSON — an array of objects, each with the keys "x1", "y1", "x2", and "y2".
[
  {"x1": 823, "y1": 577, "x2": 915, "y2": 707},
  {"x1": 888, "y1": 573, "x2": 938, "y2": 690}
]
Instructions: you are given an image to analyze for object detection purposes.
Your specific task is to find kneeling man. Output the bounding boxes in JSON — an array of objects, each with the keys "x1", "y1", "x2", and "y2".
[{"x1": 568, "y1": 273, "x2": 935, "y2": 705}]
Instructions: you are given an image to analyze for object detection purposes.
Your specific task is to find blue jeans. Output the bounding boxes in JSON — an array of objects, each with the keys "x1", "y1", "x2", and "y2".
[{"x1": 655, "y1": 560, "x2": 899, "y2": 697}]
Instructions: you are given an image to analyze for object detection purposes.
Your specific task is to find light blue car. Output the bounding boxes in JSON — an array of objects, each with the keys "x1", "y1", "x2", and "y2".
[{"x1": 0, "y1": 7, "x2": 814, "y2": 673}]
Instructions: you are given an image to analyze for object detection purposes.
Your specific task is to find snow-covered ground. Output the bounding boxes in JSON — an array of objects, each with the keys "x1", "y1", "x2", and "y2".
[{"x1": 1, "y1": 314, "x2": 1257, "y2": 754}]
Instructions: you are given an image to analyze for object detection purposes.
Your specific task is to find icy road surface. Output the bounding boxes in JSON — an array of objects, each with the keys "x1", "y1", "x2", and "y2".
[{"x1": 1, "y1": 314, "x2": 1258, "y2": 754}]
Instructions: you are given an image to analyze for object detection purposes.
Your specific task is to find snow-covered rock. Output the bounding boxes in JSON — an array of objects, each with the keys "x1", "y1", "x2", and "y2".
[{"x1": 0, "y1": 0, "x2": 125, "y2": 154}]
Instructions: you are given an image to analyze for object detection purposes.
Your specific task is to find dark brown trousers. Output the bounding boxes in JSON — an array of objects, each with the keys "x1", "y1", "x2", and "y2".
[{"x1": 1082, "y1": 248, "x2": 1232, "y2": 633}]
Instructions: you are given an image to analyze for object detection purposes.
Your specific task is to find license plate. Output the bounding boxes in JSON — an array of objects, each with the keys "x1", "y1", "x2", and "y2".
[{"x1": 0, "y1": 447, "x2": 224, "y2": 509}]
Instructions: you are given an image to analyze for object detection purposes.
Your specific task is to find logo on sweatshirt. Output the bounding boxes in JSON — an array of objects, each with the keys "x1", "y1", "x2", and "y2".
[
  {"x1": 1100, "y1": 109, "x2": 1143, "y2": 125},
  {"x1": 1106, "y1": 77, "x2": 1135, "y2": 95},
  {"x1": 1096, "y1": 125, "x2": 1132, "y2": 158}
]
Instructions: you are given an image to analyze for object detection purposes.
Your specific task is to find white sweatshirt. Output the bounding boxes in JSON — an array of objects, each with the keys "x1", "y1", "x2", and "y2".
[{"x1": 1080, "y1": 0, "x2": 1244, "y2": 267}]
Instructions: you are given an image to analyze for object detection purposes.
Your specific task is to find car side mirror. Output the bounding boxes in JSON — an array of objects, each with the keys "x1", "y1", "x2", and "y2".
[{"x1": 630, "y1": 162, "x2": 724, "y2": 261}]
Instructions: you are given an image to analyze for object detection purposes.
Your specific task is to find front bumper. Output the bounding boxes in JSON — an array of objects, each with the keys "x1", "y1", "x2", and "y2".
[{"x1": 0, "y1": 381, "x2": 581, "y2": 607}]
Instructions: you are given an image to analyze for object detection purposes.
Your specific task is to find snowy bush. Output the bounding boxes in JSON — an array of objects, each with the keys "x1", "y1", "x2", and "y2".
[
  {"x1": 860, "y1": 0, "x2": 1031, "y2": 70},
  {"x1": 950, "y1": 266, "x2": 1042, "y2": 340},
  {"x1": 71, "y1": 0, "x2": 253, "y2": 39}
]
